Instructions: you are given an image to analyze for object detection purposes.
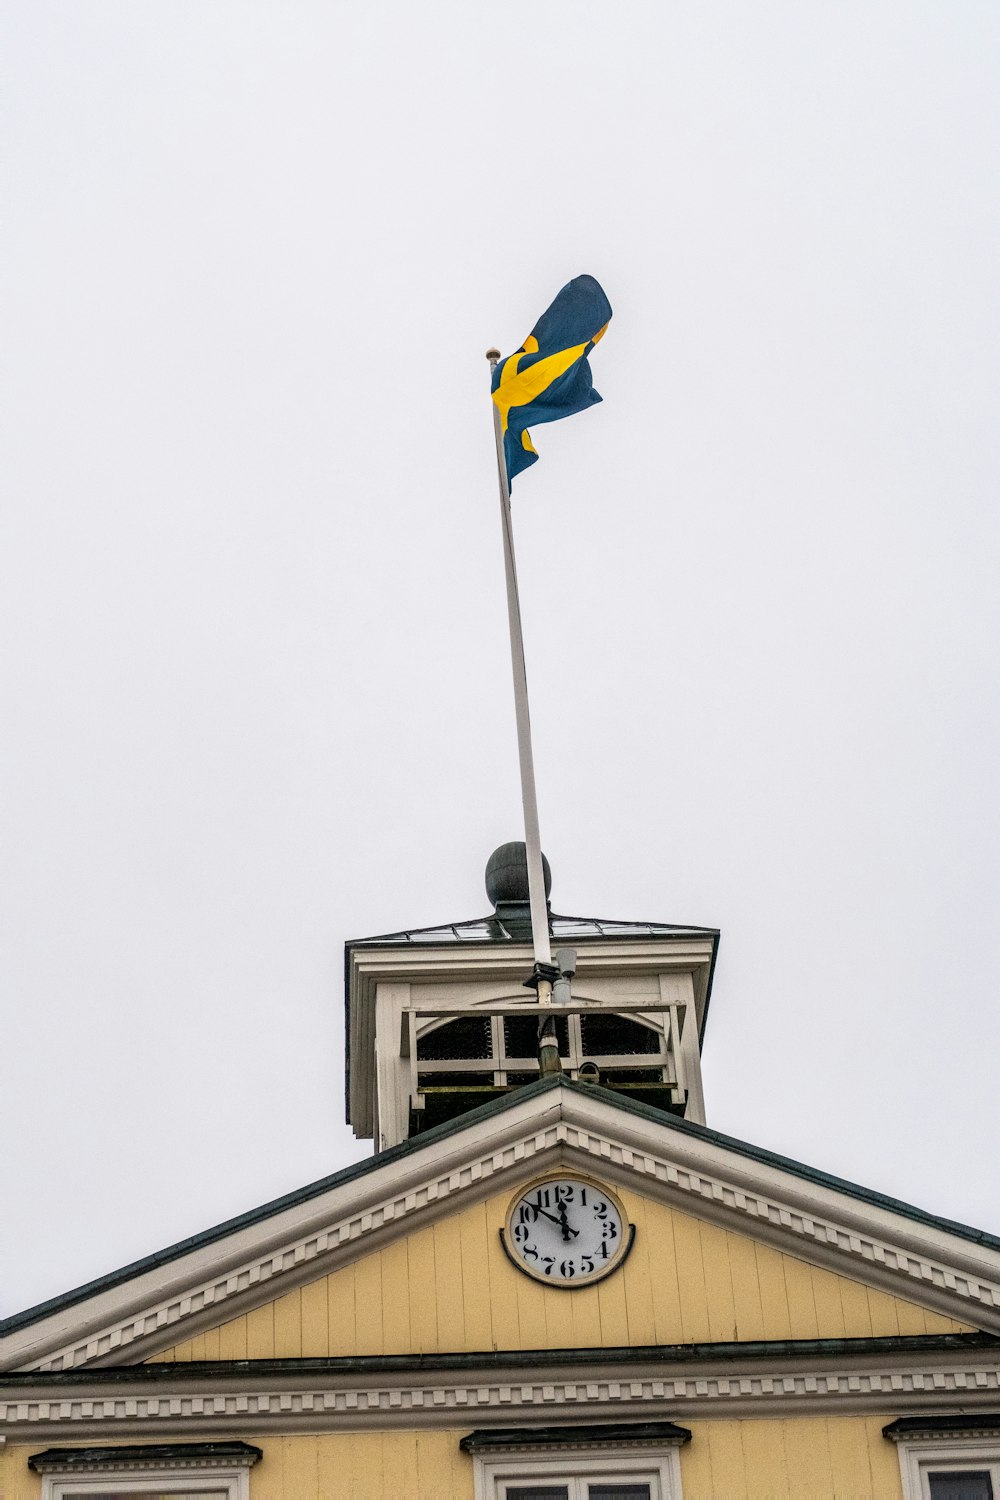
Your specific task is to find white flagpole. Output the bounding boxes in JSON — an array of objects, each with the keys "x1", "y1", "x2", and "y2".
[{"x1": 486, "y1": 349, "x2": 553, "y2": 1003}]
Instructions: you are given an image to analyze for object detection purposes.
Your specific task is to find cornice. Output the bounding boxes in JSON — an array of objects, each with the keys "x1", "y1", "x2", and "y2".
[
  {"x1": 5, "y1": 1085, "x2": 999, "y2": 1376},
  {"x1": 2, "y1": 1345, "x2": 1000, "y2": 1441},
  {"x1": 459, "y1": 1420, "x2": 692, "y2": 1451},
  {"x1": 886, "y1": 1423, "x2": 1000, "y2": 1442},
  {"x1": 28, "y1": 1440, "x2": 262, "y2": 1474},
  {"x1": 349, "y1": 935, "x2": 717, "y2": 987},
  {"x1": 883, "y1": 1411, "x2": 1000, "y2": 1441}
]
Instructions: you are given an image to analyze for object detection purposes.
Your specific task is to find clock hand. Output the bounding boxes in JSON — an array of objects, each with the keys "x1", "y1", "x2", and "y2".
[
  {"x1": 557, "y1": 1199, "x2": 579, "y2": 1242},
  {"x1": 528, "y1": 1203, "x2": 566, "y2": 1229},
  {"x1": 527, "y1": 1200, "x2": 580, "y2": 1236}
]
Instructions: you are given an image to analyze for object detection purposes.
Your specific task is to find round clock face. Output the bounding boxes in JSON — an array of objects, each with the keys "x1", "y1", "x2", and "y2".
[{"x1": 503, "y1": 1177, "x2": 630, "y2": 1286}]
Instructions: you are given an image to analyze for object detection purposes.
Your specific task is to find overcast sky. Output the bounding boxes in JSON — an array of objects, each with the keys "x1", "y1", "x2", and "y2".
[{"x1": 2, "y1": 2, "x2": 999, "y2": 1319}]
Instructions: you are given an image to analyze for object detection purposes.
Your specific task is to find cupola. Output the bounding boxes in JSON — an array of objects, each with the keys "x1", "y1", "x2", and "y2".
[{"x1": 345, "y1": 846, "x2": 718, "y2": 1152}]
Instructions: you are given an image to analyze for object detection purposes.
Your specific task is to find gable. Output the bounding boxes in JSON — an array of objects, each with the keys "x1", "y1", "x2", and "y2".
[
  {"x1": 147, "y1": 1184, "x2": 973, "y2": 1362},
  {"x1": 6, "y1": 1079, "x2": 998, "y2": 1375}
]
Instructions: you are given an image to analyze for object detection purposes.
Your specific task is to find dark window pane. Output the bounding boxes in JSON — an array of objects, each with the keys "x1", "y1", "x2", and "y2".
[
  {"x1": 417, "y1": 1015, "x2": 492, "y2": 1061},
  {"x1": 601, "y1": 1069, "x2": 664, "y2": 1086},
  {"x1": 418, "y1": 1071, "x2": 494, "y2": 1088},
  {"x1": 88, "y1": 1493, "x2": 227, "y2": 1499},
  {"x1": 589, "y1": 1486, "x2": 652, "y2": 1500},
  {"x1": 503, "y1": 1014, "x2": 541, "y2": 1058},
  {"x1": 506, "y1": 1489, "x2": 570, "y2": 1500},
  {"x1": 580, "y1": 1014, "x2": 660, "y2": 1056},
  {"x1": 928, "y1": 1473, "x2": 994, "y2": 1500},
  {"x1": 503, "y1": 1014, "x2": 570, "y2": 1058}
]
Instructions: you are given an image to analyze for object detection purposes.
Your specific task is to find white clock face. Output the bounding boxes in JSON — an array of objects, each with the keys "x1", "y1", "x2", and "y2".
[{"x1": 504, "y1": 1177, "x2": 630, "y2": 1286}]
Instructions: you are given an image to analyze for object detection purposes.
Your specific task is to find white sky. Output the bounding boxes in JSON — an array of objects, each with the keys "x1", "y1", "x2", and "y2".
[{"x1": 2, "y1": 2, "x2": 999, "y2": 1318}]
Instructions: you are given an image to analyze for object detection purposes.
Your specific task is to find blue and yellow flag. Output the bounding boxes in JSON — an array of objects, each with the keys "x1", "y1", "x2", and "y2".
[{"x1": 491, "y1": 274, "x2": 612, "y2": 486}]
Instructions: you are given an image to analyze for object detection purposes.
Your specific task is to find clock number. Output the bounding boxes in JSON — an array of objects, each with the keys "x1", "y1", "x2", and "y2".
[
  {"x1": 560, "y1": 1259, "x2": 576, "y2": 1279},
  {"x1": 554, "y1": 1184, "x2": 574, "y2": 1204},
  {"x1": 513, "y1": 1223, "x2": 530, "y2": 1244},
  {"x1": 598, "y1": 1240, "x2": 610, "y2": 1260},
  {"x1": 594, "y1": 1200, "x2": 609, "y2": 1219},
  {"x1": 580, "y1": 1255, "x2": 594, "y2": 1274},
  {"x1": 541, "y1": 1255, "x2": 555, "y2": 1276},
  {"x1": 602, "y1": 1220, "x2": 618, "y2": 1241}
]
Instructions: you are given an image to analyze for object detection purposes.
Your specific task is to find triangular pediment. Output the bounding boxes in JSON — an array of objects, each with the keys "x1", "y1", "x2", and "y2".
[
  {"x1": 3, "y1": 1079, "x2": 998, "y2": 1374},
  {"x1": 145, "y1": 1187, "x2": 975, "y2": 1364}
]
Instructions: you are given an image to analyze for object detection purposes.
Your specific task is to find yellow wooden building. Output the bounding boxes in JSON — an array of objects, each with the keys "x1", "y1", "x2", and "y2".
[{"x1": 3, "y1": 845, "x2": 1000, "y2": 1498}]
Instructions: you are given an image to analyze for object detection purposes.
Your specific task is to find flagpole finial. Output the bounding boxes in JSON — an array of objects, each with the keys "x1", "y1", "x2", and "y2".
[{"x1": 486, "y1": 347, "x2": 501, "y2": 367}]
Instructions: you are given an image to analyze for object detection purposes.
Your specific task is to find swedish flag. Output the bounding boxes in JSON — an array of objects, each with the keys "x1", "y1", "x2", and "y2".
[{"x1": 491, "y1": 274, "x2": 612, "y2": 486}]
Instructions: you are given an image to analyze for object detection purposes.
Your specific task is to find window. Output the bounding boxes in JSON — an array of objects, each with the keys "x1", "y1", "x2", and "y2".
[
  {"x1": 884, "y1": 1415, "x2": 1000, "y2": 1500},
  {"x1": 461, "y1": 1423, "x2": 688, "y2": 1500},
  {"x1": 501, "y1": 1480, "x2": 657, "y2": 1499},
  {"x1": 27, "y1": 1442, "x2": 262, "y2": 1500},
  {"x1": 926, "y1": 1474, "x2": 995, "y2": 1500}
]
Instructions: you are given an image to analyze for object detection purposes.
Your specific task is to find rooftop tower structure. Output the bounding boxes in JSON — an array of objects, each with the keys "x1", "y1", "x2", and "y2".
[{"x1": 346, "y1": 843, "x2": 718, "y2": 1152}]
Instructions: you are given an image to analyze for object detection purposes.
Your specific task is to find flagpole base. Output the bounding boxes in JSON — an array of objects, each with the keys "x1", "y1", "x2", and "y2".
[{"x1": 538, "y1": 1014, "x2": 563, "y2": 1076}]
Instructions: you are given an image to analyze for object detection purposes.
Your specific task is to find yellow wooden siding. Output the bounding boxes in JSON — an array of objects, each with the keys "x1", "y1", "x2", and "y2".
[
  {"x1": 0, "y1": 1443, "x2": 41, "y2": 1500},
  {"x1": 249, "y1": 1431, "x2": 471, "y2": 1498},
  {"x1": 0, "y1": 1432, "x2": 471, "y2": 1499},
  {"x1": 680, "y1": 1414, "x2": 903, "y2": 1498},
  {"x1": 0, "y1": 1418, "x2": 905, "y2": 1498},
  {"x1": 149, "y1": 1184, "x2": 974, "y2": 1361}
]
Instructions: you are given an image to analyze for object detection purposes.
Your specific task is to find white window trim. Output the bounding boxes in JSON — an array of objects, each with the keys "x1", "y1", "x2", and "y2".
[
  {"x1": 896, "y1": 1437, "x2": 1000, "y2": 1500},
  {"x1": 39, "y1": 1462, "x2": 251, "y2": 1500},
  {"x1": 472, "y1": 1443, "x2": 683, "y2": 1500}
]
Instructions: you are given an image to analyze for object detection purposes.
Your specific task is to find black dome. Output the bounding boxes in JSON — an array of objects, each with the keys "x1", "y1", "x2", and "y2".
[{"x1": 485, "y1": 842, "x2": 552, "y2": 907}]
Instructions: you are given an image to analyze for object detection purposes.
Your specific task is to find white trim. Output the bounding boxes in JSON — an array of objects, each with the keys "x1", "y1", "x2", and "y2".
[
  {"x1": 895, "y1": 1437, "x2": 1000, "y2": 1499},
  {"x1": 3, "y1": 1348, "x2": 1000, "y2": 1440},
  {"x1": 472, "y1": 1443, "x2": 682, "y2": 1500},
  {"x1": 35, "y1": 1450, "x2": 255, "y2": 1500},
  {"x1": 349, "y1": 936, "x2": 716, "y2": 1140},
  {"x1": 5, "y1": 1085, "x2": 1000, "y2": 1374},
  {"x1": 44, "y1": 1471, "x2": 248, "y2": 1500}
]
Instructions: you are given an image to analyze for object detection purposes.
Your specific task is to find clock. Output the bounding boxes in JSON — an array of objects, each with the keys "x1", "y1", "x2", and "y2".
[{"x1": 501, "y1": 1176, "x2": 634, "y2": 1287}]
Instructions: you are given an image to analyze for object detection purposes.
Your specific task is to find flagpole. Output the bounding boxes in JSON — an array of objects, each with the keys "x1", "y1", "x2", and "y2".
[{"x1": 486, "y1": 349, "x2": 554, "y2": 1005}]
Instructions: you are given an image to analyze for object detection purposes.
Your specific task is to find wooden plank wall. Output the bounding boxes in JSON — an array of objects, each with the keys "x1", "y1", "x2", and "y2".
[
  {"x1": 0, "y1": 1418, "x2": 905, "y2": 1498},
  {"x1": 150, "y1": 1186, "x2": 973, "y2": 1361},
  {"x1": 679, "y1": 1415, "x2": 903, "y2": 1498}
]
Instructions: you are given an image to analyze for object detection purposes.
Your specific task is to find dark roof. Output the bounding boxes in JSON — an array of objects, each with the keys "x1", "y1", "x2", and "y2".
[
  {"x1": 884, "y1": 1413, "x2": 1000, "y2": 1440},
  {"x1": 460, "y1": 1421, "x2": 692, "y2": 1451},
  {"x1": 4, "y1": 1331, "x2": 998, "y2": 1387},
  {"x1": 3, "y1": 1076, "x2": 998, "y2": 1337},
  {"x1": 28, "y1": 1442, "x2": 262, "y2": 1472},
  {"x1": 348, "y1": 911, "x2": 719, "y2": 947}
]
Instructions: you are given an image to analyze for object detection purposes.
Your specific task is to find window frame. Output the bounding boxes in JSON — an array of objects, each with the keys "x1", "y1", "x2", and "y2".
[
  {"x1": 28, "y1": 1444, "x2": 259, "y2": 1500},
  {"x1": 472, "y1": 1443, "x2": 682, "y2": 1500},
  {"x1": 42, "y1": 1471, "x2": 249, "y2": 1500},
  {"x1": 416, "y1": 1010, "x2": 673, "y2": 1090},
  {"x1": 895, "y1": 1438, "x2": 1000, "y2": 1499}
]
